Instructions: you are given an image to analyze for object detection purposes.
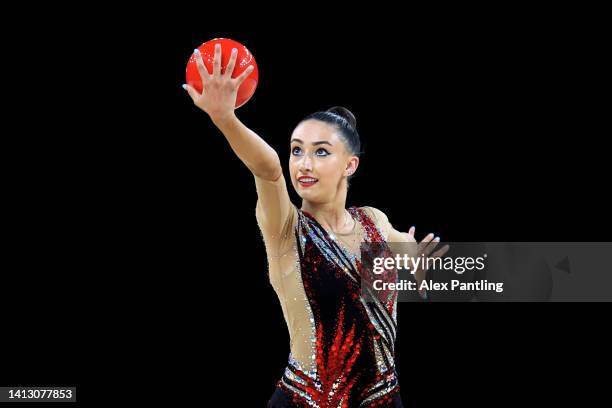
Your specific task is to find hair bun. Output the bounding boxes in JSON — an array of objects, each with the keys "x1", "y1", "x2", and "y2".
[{"x1": 326, "y1": 106, "x2": 357, "y2": 130}]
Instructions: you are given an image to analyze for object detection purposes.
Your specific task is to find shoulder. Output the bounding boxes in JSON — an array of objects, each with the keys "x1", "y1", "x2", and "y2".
[
  {"x1": 358, "y1": 206, "x2": 389, "y2": 224},
  {"x1": 257, "y1": 201, "x2": 299, "y2": 239},
  {"x1": 357, "y1": 206, "x2": 394, "y2": 241},
  {"x1": 257, "y1": 201, "x2": 299, "y2": 255}
]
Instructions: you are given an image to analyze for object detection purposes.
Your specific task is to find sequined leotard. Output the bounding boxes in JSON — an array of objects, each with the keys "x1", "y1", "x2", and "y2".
[{"x1": 255, "y1": 173, "x2": 405, "y2": 407}]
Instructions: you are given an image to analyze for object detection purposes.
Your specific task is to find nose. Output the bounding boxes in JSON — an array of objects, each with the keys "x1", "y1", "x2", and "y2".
[{"x1": 298, "y1": 153, "x2": 313, "y2": 172}]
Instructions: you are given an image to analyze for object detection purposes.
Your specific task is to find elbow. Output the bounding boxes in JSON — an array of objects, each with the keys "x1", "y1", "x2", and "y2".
[{"x1": 251, "y1": 156, "x2": 282, "y2": 181}]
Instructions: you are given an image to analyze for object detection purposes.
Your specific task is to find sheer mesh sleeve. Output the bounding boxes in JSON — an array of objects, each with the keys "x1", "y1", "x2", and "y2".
[
  {"x1": 362, "y1": 206, "x2": 395, "y2": 241},
  {"x1": 254, "y1": 172, "x2": 297, "y2": 258}
]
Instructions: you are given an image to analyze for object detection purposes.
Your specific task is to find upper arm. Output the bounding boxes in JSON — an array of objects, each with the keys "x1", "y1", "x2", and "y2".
[
  {"x1": 387, "y1": 226, "x2": 408, "y2": 243},
  {"x1": 254, "y1": 171, "x2": 296, "y2": 253}
]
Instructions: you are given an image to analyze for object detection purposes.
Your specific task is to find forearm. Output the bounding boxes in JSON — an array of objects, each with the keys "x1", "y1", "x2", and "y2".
[{"x1": 213, "y1": 114, "x2": 281, "y2": 180}]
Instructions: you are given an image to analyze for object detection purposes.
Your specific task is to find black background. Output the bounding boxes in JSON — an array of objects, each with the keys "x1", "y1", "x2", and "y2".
[{"x1": 2, "y1": 4, "x2": 609, "y2": 406}]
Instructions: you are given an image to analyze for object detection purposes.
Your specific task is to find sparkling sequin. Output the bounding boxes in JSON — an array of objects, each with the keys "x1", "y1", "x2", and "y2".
[{"x1": 275, "y1": 207, "x2": 401, "y2": 406}]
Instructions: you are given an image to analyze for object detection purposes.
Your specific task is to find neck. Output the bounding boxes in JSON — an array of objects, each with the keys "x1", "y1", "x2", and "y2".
[{"x1": 301, "y1": 183, "x2": 352, "y2": 234}]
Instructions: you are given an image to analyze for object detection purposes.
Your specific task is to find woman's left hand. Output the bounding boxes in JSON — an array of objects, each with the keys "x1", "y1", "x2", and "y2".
[{"x1": 400, "y1": 227, "x2": 450, "y2": 288}]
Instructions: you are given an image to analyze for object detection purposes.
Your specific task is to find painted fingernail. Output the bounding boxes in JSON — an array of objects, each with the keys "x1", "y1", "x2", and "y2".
[
  {"x1": 182, "y1": 84, "x2": 187, "y2": 90},
  {"x1": 193, "y1": 48, "x2": 200, "y2": 54},
  {"x1": 435, "y1": 236, "x2": 440, "y2": 241},
  {"x1": 232, "y1": 48, "x2": 237, "y2": 54}
]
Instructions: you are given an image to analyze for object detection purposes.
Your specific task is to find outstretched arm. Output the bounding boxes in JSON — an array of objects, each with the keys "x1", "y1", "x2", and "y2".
[
  {"x1": 184, "y1": 44, "x2": 281, "y2": 181},
  {"x1": 183, "y1": 44, "x2": 292, "y2": 250}
]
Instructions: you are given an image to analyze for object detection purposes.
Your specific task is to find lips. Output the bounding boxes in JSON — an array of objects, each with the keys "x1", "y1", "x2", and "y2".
[{"x1": 298, "y1": 176, "x2": 318, "y2": 187}]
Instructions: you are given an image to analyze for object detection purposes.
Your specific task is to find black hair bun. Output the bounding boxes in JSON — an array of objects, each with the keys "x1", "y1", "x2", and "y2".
[{"x1": 326, "y1": 106, "x2": 357, "y2": 130}]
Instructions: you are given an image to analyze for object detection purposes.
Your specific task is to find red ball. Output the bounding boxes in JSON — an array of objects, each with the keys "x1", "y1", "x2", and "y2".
[{"x1": 186, "y1": 38, "x2": 259, "y2": 108}]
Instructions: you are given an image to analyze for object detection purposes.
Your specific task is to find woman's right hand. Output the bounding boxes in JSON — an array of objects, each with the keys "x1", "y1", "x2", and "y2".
[{"x1": 183, "y1": 43, "x2": 255, "y2": 125}]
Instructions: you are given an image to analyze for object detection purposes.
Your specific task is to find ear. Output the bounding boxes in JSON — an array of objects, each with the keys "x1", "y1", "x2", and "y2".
[{"x1": 345, "y1": 156, "x2": 360, "y2": 177}]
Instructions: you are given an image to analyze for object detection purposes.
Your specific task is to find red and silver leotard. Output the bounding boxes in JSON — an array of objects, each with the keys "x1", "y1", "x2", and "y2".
[{"x1": 271, "y1": 206, "x2": 402, "y2": 407}]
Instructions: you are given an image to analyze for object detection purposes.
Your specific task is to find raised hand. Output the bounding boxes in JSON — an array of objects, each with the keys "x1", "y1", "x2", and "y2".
[
  {"x1": 183, "y1": 43, "x2": 255, "y2": 124},
  {"x1": 401, "y1": 227, "x2": 450, "y2": 286}
]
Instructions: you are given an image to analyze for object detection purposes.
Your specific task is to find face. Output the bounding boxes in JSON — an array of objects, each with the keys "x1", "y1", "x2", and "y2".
[{"x1": 289, "y1": 120, "x2": 359, "y2": 204}]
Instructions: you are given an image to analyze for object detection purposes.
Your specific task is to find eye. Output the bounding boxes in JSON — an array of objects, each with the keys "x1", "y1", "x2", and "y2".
[
  {"x1": 291, "y1": 146, "x2": 303, "y2": 156},
  {"x1": 315, "y1": 148, "x2": 330, "y2": 156}
]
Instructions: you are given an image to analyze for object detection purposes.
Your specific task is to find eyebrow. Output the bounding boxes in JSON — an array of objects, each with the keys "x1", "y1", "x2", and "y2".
[{"x1": 290, "y1": 138, "x2": 333, "y2": 146}]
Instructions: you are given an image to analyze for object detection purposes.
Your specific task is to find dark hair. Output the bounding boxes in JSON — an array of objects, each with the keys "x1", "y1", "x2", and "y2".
[{"x1": 301, "y1": 106, "x2": 362, "y2": 158}]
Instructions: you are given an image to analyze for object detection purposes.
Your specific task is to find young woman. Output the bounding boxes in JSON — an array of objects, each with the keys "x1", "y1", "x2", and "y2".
[{"x1": 184, "y1": 44, "x2": 447, "y2": 408}]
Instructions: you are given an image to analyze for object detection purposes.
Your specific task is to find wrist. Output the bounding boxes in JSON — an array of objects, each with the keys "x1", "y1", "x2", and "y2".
[{"x1": 211, "y1": 111, "x2": 237, "y2": 128}]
